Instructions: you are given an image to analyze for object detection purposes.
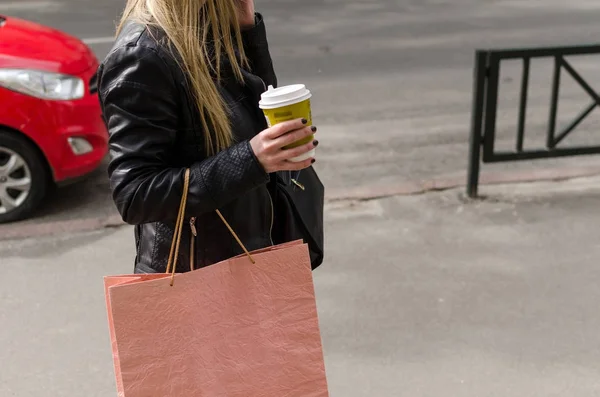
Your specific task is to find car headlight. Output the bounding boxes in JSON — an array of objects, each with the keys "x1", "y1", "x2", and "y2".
[{"x1": 0, "y1": 69, "x2": 85, "y2": 100}]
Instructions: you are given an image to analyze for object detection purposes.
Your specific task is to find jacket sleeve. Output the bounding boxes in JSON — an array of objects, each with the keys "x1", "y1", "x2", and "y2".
[
  {"x1": 241, "y1": 13, "x2": 278, "y2": 88},
  {"x1": 98, "y1": 44, "x2": 270, "y2": 225}
]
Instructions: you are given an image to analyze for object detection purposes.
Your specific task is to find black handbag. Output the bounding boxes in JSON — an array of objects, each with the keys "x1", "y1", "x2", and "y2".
[{"x1": 273, "y1": 167, "x2": 325, "y2": 270}]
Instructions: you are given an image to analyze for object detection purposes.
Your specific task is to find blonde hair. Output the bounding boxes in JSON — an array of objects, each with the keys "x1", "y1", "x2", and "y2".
[{"x1": 118, "y1": 0, "x2": 248, "y2": 155}]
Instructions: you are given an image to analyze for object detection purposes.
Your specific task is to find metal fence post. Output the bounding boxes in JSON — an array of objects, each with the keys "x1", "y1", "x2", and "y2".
[
  {"x1": 465, "y1": 44, "x2": 600, "y2": 187},
  {"x1": 466, "y1": 51, "x2": 488, "y2": 198}
]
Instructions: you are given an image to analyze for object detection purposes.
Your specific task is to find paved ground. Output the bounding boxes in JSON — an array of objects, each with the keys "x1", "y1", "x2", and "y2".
[
  {"x1": 3, "y1": 176, "x2": 600, "y2": 396},
  {"x1": 4, "y1": 0, "x2": 600, "y2": 396}
]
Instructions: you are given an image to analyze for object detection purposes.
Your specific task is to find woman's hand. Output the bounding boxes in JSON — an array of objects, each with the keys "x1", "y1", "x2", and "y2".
[
  {"x1": 250, "y1": 118, "x2": 319, "y2": 173},
  {"x1": 237, "y1": 0, "x2": 256, "y2": 29}
]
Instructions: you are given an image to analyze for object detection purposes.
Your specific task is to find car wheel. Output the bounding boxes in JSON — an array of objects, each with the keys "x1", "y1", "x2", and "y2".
[{"x1": 0, "y1": 131, "x2": 50, "y2": 223}]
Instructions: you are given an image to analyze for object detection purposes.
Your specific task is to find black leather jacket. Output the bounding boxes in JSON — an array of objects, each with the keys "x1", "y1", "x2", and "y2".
[{"x1": 98, "y1": 14, "x2": 324, "y2": 273}]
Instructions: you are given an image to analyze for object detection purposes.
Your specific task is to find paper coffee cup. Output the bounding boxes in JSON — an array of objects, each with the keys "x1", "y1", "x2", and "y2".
[{"x1": 259, "y1": 84, "x2": 315, "y2": 162}]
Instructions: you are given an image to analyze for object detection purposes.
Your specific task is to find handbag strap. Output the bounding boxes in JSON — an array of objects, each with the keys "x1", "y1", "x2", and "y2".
[{"x1": 166, "y1": 169, "x2": 255, "y2": 286}]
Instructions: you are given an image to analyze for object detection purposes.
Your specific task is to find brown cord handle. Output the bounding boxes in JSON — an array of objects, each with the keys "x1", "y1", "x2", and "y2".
[{"x1": 166, "y1": 169, "x2": 255, "y2": 286}]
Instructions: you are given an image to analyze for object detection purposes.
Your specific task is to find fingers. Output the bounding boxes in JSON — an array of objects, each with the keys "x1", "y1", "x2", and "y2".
[
  {"x1": 274, "y1": 139, "x2": 318, "y2": 163},
  {"x1": 278, "y1": 157, "x2": 315, "y2": 172},
  {"x1": 272, "y1": 126, "x2": 316, "y2": 150},
  {"x1": 255, "y1": 118, "x2": 319, "y2": 173},
  {"x1": 264, "y1": 118, "x2": 308, "y2": 139}
]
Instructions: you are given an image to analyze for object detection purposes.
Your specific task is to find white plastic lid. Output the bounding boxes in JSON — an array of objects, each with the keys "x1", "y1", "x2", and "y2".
[{"x1": 259, "y1": 84, "x2": 312, "y2": 109}]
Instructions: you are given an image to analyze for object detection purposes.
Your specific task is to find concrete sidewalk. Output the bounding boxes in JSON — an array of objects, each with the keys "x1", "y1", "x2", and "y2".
[{"x1": 2, "y1": 176, "x2": 600, "y2": 396}]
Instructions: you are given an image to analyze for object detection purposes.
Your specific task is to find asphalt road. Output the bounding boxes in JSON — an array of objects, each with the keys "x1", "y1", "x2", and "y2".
[{"x1": 5, "y1": 0, "x2": 600, "y2": 228}]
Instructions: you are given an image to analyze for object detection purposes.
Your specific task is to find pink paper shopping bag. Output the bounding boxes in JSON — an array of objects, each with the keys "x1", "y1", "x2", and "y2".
[{"x1": 104, "y1": 169, "x2": 329, "y2": 397}]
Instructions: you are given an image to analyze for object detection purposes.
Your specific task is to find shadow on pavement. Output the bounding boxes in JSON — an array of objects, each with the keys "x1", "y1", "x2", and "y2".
[{"x1": 1, "y1": 158, "x2": 118, "y2": 233}]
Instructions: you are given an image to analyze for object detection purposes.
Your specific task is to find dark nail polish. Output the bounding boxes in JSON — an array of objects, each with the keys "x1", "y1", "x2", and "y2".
[
  {"x1": 313, "y1": 140, "x2": 319, "y2": 147},
  {"x1": 302, "y1": 118, "x2": 308, "y2": 124},
  {"x1": 311, "y1": 126, "x2": 317, "y2": 132},
  {"x1": 311, "y1": 159, "x2": 316, "y2": 164}
]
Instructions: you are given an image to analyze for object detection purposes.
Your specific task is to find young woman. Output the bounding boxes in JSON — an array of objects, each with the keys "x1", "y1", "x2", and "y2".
[{"x1": 98, "y1": 0, "x2": 324, "y2": 273}]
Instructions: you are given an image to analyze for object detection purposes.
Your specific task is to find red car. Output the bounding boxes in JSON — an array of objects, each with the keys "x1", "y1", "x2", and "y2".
[{"x1": 0, "y1": 15, "x2": 108, "y2": 223}]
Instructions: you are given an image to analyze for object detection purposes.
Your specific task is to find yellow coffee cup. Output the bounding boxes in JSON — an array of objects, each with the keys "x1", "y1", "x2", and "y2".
[{"x1": 259, "y1": 84, "x2": 314, "y2": 162}]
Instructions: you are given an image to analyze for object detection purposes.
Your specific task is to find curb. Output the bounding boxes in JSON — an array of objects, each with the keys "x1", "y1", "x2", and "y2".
[
  {"x1": 325, "y1": 166, "x2": 600, "y2": 202},
  {"x1": 0, "y1": 214, "x2": 125, "y2": 241},
  {"x1": 2, "y1": 165, "x2": 600, "y2": 241}
]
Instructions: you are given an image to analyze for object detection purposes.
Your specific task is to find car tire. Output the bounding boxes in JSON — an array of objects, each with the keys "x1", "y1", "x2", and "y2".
[{"x1": 0, "y1": 130, "x2": 50, "y2": 223}]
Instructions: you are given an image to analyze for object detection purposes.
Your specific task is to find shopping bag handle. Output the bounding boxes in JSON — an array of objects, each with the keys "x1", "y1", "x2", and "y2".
[{"x1": 166, "y1": 169, "x2": 255, "y2": 286}]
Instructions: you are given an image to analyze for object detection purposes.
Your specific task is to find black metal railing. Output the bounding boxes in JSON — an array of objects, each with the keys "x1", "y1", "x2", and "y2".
[{"x1": 467, "y1": 44, "x2": 600, "y2": 198}]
